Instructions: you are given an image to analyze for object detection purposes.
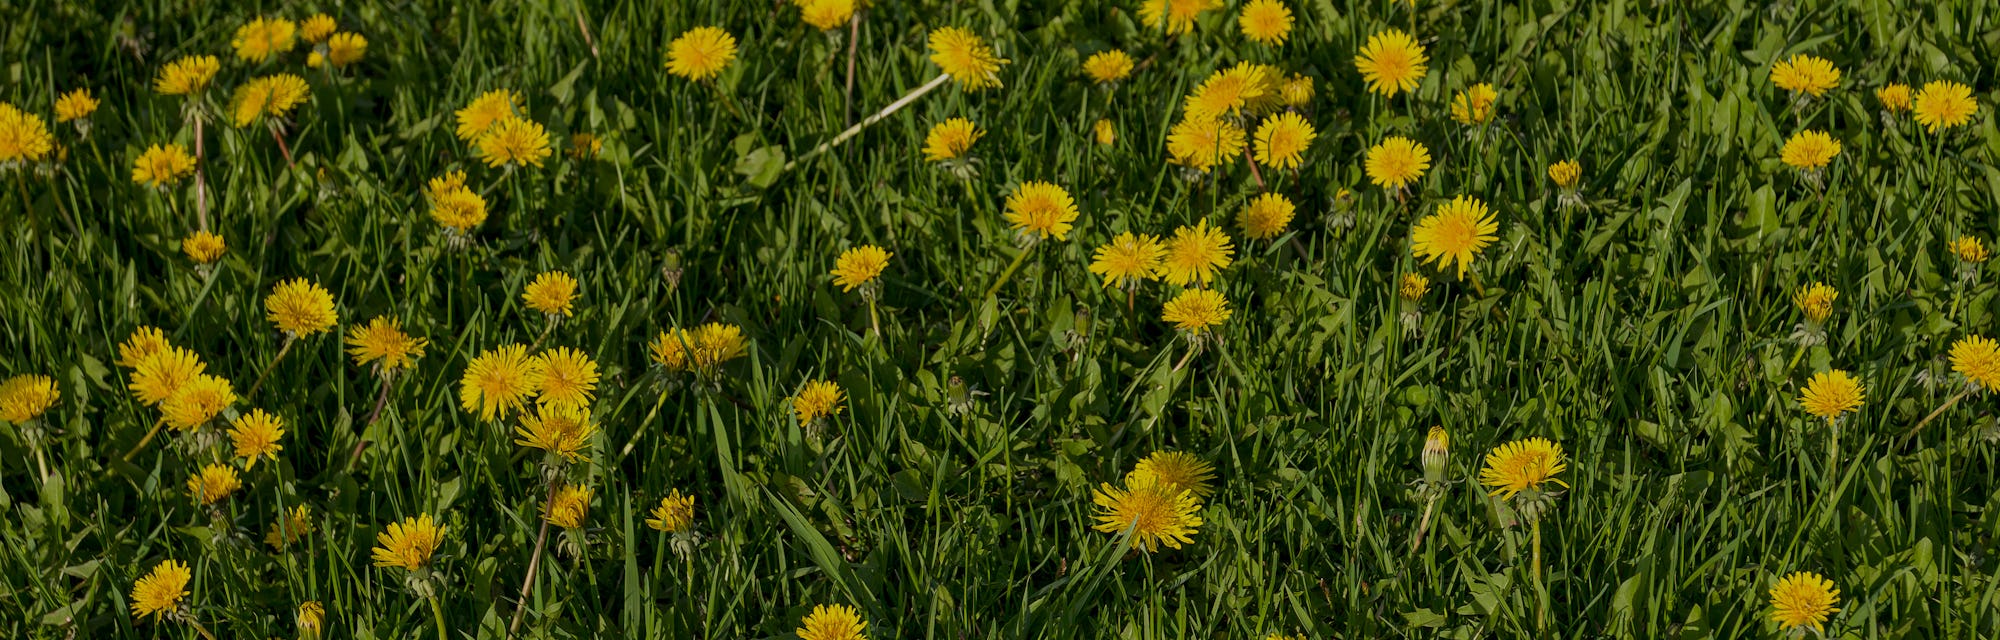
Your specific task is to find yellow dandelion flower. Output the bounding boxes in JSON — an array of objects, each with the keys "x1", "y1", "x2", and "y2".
[
  {"x1": 131, "y1": 143, "x2": 196, "y2": 189},
  {"x1": 1422, "y1": 426, "x2": 1450, "y2": 480},
  {"x1": 1138, "y1": 0, "x2": 1220, "y2": 35},
  {"x1": 301, "y1": 14, "x2": 337, "y2": 43},
  {"x1": 475, "y1": 116, "x2": 554, "y2": 169},
  {"x1": 1237, "y1": 192, "x2": 1295, "y2": 240},
  {"x1": 1088, "y1": 231, "x2": 1165, "y2": 289},
  {"x1": 181, "y1": 231, "x2": 226, "y2": 265},
  {"x1": 266, "y1": 505, "x2": 315, "y2": 550},
  {"x1": 187, "y1": 462, "x2": 242, "y2": 504},
  {"x1": 692, "y1": 323, "x2": 748, "y2": 368},
  {"x1": 1770, "y1": 54, "x2": 1840, "y2": 98},
  {"x1": 129, "y1": 559, "x2": 192, "y2": 621},
  {"x1": 515, "y1": 402, "x2": 597, "y2": 463},
  {"x1": 1253, "y1": 111, "x2": 1315, "y2": 170},
  {"x1": 162, "y1": 374, "x2": 235, "y2": 431},
  {"x1": 793, "y1": 379, "x2": 845, "y2": 426},
  {"x1": 1477, "y1": 437, "x2": 1568, "y2": 500},
  {"x1": 1950, "y1": 335, "x2": 2000, "y2": 391},
  {"x1": 831, "y1": 245, "x2": 892, "y2": 292},
  {"x1": 1780, "y1": 130, "x2": 1840, "y2": 170},
  {"x1": 1794, "y1": 283, "x2": 1836, "y2": 324},
  {"x1": 1399, "y1": 272, "x2": 1430, "y2": 301},
  {"x1": 345, "y1": 316, "x2": 428, "y2": 372},
  {"x1": 228, "y1": 409, "x2": 286, "y2": 469},
  {"x1": 1355, "y1": 29, "x2": 1428, "y2": 97},
  {"x1": 459, "y1": 344, "x2": 544, "y2": 421},
  {"x1": 0, "y1": 104, "x2": 56, "y2": 165},
  {"x1": 325, "y1": 32, "x2": 368, "y2": 66},
  {"x1": 569, "y1": 132, "x2": 603, "y2": 160},
  {"x1": 1162, "y1": 288, "x2": 1231, "y2": 333},
  {"x1": 454, "y1": 89, "x2": 525, "y2": 142},
  {"x1": 1238, "y1": 0, "x2": 1293, "y2": 45},
  {"x1": 54, "y1": 88, "x2": 99, "y2": 123},
  {"x1": 230, "y1": 73, "x2": 311, "y2": 128},
  {"x1": 928, "y1": 27, "x2": 1008, "y2": 91},
  {"x1": 154, "y1": 55, "x2": 221, "y2": 96},
  {"x1": 797, "y1": 603, "x2": 869, "y2": 640},
  {"x1": 1798, "y1": 369, "x2": 1864, "y2": 424},
  {"x1": 1003, "y1": 181, "x2": 1080, "y2": 241},
  {"x1": 544, "y1": 484, "x2": 592, "y2": 529},
  {"x1": 923, "y1": 118, "x2": 983, "y2": 161},
  {"x1": 233, "y1": 17, "x2": 299, "y2": 63},
  {"x1": 1184, "y1": 62, "x2": 1278, "y2": 120},
  {"x1": 129, "y1": 346, "x2": 205, "y2": 406},
  {"x1": 1410, "y1": 195, "x2": 1499, "y2": 279},
  {"x1": 1769, "y1": 572, "x2": 1840, "y2": 633},
  {"x1": 266, "y1": 278, "x2": 338, "y2": 337},
  {"x1": 533, "y1": 347, "x2": 600, "y2": 409},
  {"x1": 1876, "y1": 83, "x2": 1911, "y2": 113},
  {"x1": 1548, "y1": 160, "x2": 1581, "y2": 189},
  {"x1": 1912, "y1": 80, "x2": 1977, "y2": 133},
  {"x1": 430, "y1": 186, "x2": 488, "y2": 233},
  {"x1": 1280, "y1": 73, "x2": 1314, "y2": 107},
  {"x1": 119, "y1": 326, "x2": 172, "y2": 369},
  {"x1": 1949, "y1": 236, "x2": 1989, "y2": 264},
  {"x1": 426, "y1": 170, "x2": 468, "y2": 202},
  {"x1": 1091, "y1": 470, "x2": 1203, "y2": 551},
  {"x1": 1083, "y1": 50, "x2": 1134, "y2": 84},
  {"x1": 647, "y1": 489, "x2": 697, "y2": 533},
  {"x1": 297, "y1": 601, "x2": 325, "y2": 639},
  {"x1": 1449, "y1": 82, "x2": 1498, "y2": 124},
  {"x1": 1160, "y1": 219, "x2": 1235, "y2": 287},
  {"x1": 1093, "y1": 118, "x2": 1116, "y2": 146},
  {"x1": 522, "y1": 271, "x2": 580, "y2": 317},
  {"x1": 0, "y1": 374, "x2": 60, "y2": 424},
  {"x1": 371, "y1": 514, "x2": 444, "y2": 571},
  {"x1": 649, "y1": 328, "x2": 694, "y2": 371},
  {"x1": 1132, "y1": 451, "x2": 1216, "y2": 498},
  {"x1": 796, "y1": 0, "x2": 857, "y2": 31},
  {"x1": 666, "y1": 27, "x2": 738, "y2": 81},
  {"x1": 1364, "y1": 136, "x2": 1430, "y2": 191},
  {"x1": 1166, "y1": 117, "x2": 1246, "y2": 172}
]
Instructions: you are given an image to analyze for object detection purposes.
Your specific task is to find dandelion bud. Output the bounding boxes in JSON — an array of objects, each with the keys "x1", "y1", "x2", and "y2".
[{"x1": 1422, "y1": 426, "x2": 1448, "y2": 484}]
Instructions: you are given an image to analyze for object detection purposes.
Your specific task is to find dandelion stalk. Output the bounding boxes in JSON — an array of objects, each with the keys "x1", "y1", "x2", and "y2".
[
  {"x1": 119, "y1": 417, "x2": 170, "y2": 462},
  {"x1": 1531, "y1": 516, "x2": 1545, "y2": 633},
  {"x1": 866, "y1": 296, "x2": 881, "y2": 337},
  {"x1": 509, "y1": 478, "x2": 561, "y2": 634},
  {"x1": 843, "y1": 12, "x2": 861, "y2": 127},
  {"x1": 788, "y1": 73, "x2": 952, "y2": 171},
  {"x1": 192, "y1": 110, "x2": 210, "y2": 232},
  {"x1": 1410, "y1": 497, "x2": 1437, "y2": 552},
  {"x1": 981, "y1": 242, "x2": 1037, "y2": 300},
  {"x1": 245, "y1": 335, "x2": 298, "y2": 401},
  {"x1": 269, "y1": 123, "x2": 295, "y2": 168},
  {"x1": 187, "y1": 618, "x2": 220, "y2": 640},
  {"x1": 1900, "y1": 385, "x2": 1972, "y2": 445},
  {"x1": 1241, "y1": 146, "x2": 1266, "y2": 191},
  {"x1": 428, "y1": 596, "x2": 448, "y2": 640}
]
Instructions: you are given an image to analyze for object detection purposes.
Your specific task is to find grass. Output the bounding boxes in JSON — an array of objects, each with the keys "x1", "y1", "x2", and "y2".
[{"x1": 3, "y1": 0, "x2": 1998, "y2": 638}]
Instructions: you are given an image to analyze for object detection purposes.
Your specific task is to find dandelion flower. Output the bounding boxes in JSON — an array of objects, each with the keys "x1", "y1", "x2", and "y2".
[
  {"x1": 534, "y1": 347, "x2": 600, "y2": 409},
  {"x1": 1364, "y1": 136, "x2": 1430, "y2": 191},
  {"x1": 1003, "y1": 181, "x2": 1080, "y2": 241},
  {"x1": 522, "y1": 271, "x2": 579, "y2": 318},
  {"x1": 1949, "y1": 236, "x2": 1989, "y2": 264},
  {"x1": 1184, "y1": 63, "x2": 1277, "y2": 120},
  {"x1": 266, "y1": 505, "x2": 315, "y2": 550},
  {"x1": 923, "y1": 118, "x2": 982, "y2": 161},
  {"x1": 1449, "y1": 83, "x2": 1498, "y2": 125},
  {"x1": 54, "y1": 88, "x2": 99, "y2": 123},
  {"x1": 666, "y1": 27, "x2": 737, "y2": 81},
  {"x1": 1410, "y1": 195, "x2": 1499, "y2": 279},
  {"x1": 1166, "y1": 117, "x2": 1246, "y2": 172},
  {"x1": 1477, "y1": 437, "x2": 1568, "y2": 500},
  {"x1": 154, "y1": 55, "x2": 221, "y2": 96},
  {"x1": 797, "y1": 604, "x2": 869, "y2": 640},
  {"x1": 1138, "y1": 0, "x2": 1220, "y2": 35},
  {"x1": 129, "y1": 559, "x2": 192, "y2": 620},
  {"x1": 796, "y1": 0, "x2": 857, "y2": 31},
  {"x1": 1548, "y1": 160, "x2": 1581, "y2": 189},
  {"x1": 430, "y1": 186, "x2": 489, "y2": 233},
  {"x1": 229, "y1": 73, "x2": 311, "y2": 128},
  {"x1": 162, "y1": 374, "x2": 235, "y2": 431},
  {"x1": 187, "y1": 462, "x2": 242, "y2": 504},
  {"x1": 831, "y1": 245, "x2": 891, "y2": 292},
  {"x1": 1770, "y1": 54, "x2": 1840, "y2": 98},
  {"x1": 515, "y1": 403, "x2": 597, "y2": 462},
  {"x1": 544, "y1": 484, "x2": 592, "y2": 529},
  {"x1": 647, "y1": 489, "x2": 697, "y2": 532},
  {"x1": 181, "y1": 232, "x2": 226, "y2": 265},
  {"x1": 1399, "y1": 273, "x2": 1430, "y2": 301},
  {"x1": 1253, "y1": 111, "x2": 1314, "y2": 170},
  {"x1": 1780, "y1": 130, "x2": 1840, "y2": 171},
  {"x1": 1422, "y1": 426, "x2": 1450, "y2": 481},
  {"x1": 345, "y1": 316, "x2": 428, "y2": 372},
  {"x1": 1088, "y1": 232, "x2": 1165, "y2": 289},
  {"x1": 1280, "y1": 73, "x2": 1314, "y2": 107},
  {"x1": 1798, "y1": 369, "x2": 1863, "y2": 424},
  {"x1": 1237, "y1": 0, "x2": 1293, "y2": 44},
  {"x1": 1132, "y1": 451, "x2": 1216, "y2": 498},
  {"x1": 0, "y1": 103, "x2": 54, "y2": 168},
  {"x1": 119, "y1": 326, "x2": 172, "y2": 369},
  {"x1": 1794, "y1": 283, "x2": 1836, "y2": 324},
  {"x1": 1160, "y1": 219, "x2": 1234, "y2": 287},
  {"x1": 266, "y1": 278, "x2": 338, "y2": 336},
  {"x1": 454, "y1": 89, "x2": 524, "y2": 141},
  {"x1": 129, "y1": 346, "x2": 205, "y2": 406},
  {"x1": 691, "y1": 323, "x2": 748, "y2": 368},
  {"x1": 0, "y1": 374, "x2": 60, "y2": 424},
  {"x1": 1093, "y1": 118, "x2": 1116, "y2": 146},
  {"x1": 793, "y1": 379, "x2": 845, "y2": 426},
  {"x1": 1876, "y1": 83, "x2": 1911, "y2": 113},
  {"x1": 301, "y1": 14, "x2": 338, "y2": 42},
  {"x1": 1769, "y1": 572, "x2": 1840, "y2": 633},
  {"x1": 459, "y1": 344, "x2": 543, "y2": 421},
  {"x1": 1912, "y1": 80, "x2": 1977, "y2": 132},
  {"x1": 475, "y1": 116, "x2": 554, "y2": 169},
  {"x1": 372, "y1": 514, "x2": 444, "y2": 571},
  {"x1": 1950, "y1": 335, "x2": 2000, "y2": 391},
  {"x1": 233, "y1": 17, "x2": 299, "y2": 63},
  {"x1": 649, "y1": 329, "x2": 694, "y2": 371},
  {"x1": 1355, "y1": 29, "x2": 1428, "y2": 97},
  {"x1": 928, "y1": 27, "x2": 1008, "y2": 91},
  {"x1": 569, "y1": 132, "x2": 603, "y2": 159},
  {"x1": 1162, "y1": 288, "x2": 1231, "y2": 333},
  {"x1": 131, "y1": 144, "x2": 196, "y2": 188},
  {"x1": 1091, "y1": 470, "x2": 1203, "y2": 551},
  {"x1": 1082, "y1": 50, "x2": 1134, "y2": 84},
  {"x1": 228, "y1": 409, "x2": 286, "y2": 469},
  {"x1": 1237, "y1": 192, "x2": 1295, "y2": 240}
]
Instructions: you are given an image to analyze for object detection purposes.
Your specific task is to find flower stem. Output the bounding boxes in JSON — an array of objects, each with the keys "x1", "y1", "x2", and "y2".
[
  {"x1": 193, "y1": 112, "x2": 209, "y2": 231},
  {"x1": 1411, "y1": 496, "x2": 1437, "y2": 552},
  {"x1": 1900, "y1": 385, "x2": 1973, "y2": 445},
  {"x1": 509, "y1": 479, "x2": 560, "y2": 634},
  {"x1": 119, "y1": 417, "x2": 169, "y2": 462},
  {"x1": 270, "y1": 125, "x2": 295, "y2": 168},
  {"x1": 843, "y1": 12, "x2": 861, "y2": 127},
  {"x1": 187, "y1": 618, "x2": 219, "y2": 640},
  {"x1": 787, "y1": 73, "x2": 951, "y2": 171},
  {"x1": 245, "y1": 335, "x2": 298, "y2": 401},
  {"x1": 1532, "y1": 517, "x2": 1545, "y2": 633},
  {"x1": 429, "y1": 595, "x2": 448, "y2": 640},
  {"x1": 981, "y1": 242, "x2": 1037, "y2": 301},
  {"x1": 866, "y1": 296, "x2": 880, "y2": 337}
]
